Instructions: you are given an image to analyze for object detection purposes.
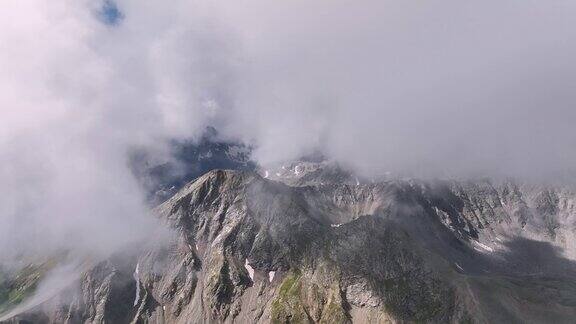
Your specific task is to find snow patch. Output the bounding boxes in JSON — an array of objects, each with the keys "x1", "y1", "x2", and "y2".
[
  {"x1": 133, "y1": 263, "x2": 140, "y2": 307},
  {"x1": 355, "y1": 177, "x2": 360, "y2": 186},
  {"x1": 268, "y1": 271, "x2": 276, "y2": 283},
  {"x1": 275, "y1": 172, "x2": 281, "y2": 177},
  {"x1": 195, "y1": 243, "x2": 199, "y2": 250},
  {"x1": 454, "y1": 263, "x2": 464, "y2": 271},
  {"x1": 244, "y1": 259, "x2": 255, "y2": 281},
  {"x1": 473, "y1": 241, "x2": 494, "y2": 252},
  {"x1": 331, "y1": 223, "x2": 342, "y2": 228},
  {"x1": 264, "y1": 170, "x2": 269, "y2": 178}
]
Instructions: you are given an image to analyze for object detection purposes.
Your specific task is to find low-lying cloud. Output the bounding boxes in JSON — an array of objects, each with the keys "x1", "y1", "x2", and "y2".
[{"x1": 2, "y1": 0, "x2": 576, "y2": 259}]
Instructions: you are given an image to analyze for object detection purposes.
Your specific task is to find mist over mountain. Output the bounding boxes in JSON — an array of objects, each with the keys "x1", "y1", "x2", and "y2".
[
  {"x1": 2, "y1": 0, "x2": 576, "y2": 323},
  {"x1": 3, "y1": 158, "x2": 576, "y2": 323}
]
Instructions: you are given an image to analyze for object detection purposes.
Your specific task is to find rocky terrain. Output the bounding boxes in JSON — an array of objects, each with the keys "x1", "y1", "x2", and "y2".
[{"x1": 2, "y1": 160, "x2": 576, "y2": 323}]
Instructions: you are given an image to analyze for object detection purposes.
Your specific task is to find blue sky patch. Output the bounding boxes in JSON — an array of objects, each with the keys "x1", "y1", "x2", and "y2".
[{"x1": 97, "y1": 0, "x2": 124, "y2": 26}]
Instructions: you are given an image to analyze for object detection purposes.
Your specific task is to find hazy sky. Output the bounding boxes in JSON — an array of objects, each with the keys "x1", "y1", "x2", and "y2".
[{"x1": 1, "y1": 0, "x2": 576, "y2": 258}]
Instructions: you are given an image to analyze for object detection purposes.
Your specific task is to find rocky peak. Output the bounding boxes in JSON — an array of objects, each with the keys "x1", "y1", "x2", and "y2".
[{"x1": 3, "y1": 163, "x2": 576, "y2": 323}]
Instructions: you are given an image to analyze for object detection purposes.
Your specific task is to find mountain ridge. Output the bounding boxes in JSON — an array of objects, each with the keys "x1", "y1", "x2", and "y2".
[{"x1": 2, "y1": 165, "x2": 576, "y2": 323}]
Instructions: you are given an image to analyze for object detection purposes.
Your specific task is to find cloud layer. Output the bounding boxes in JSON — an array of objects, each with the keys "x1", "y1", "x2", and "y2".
[
  {"x1": 216, "y1": 0, "x2": 576, "y2": 178},
  {"x1": 2, "y1": 0, "x2": 576, "y2": 258}
]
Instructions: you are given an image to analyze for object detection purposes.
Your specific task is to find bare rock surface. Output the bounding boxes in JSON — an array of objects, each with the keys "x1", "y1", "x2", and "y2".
[{"x1": 3, "y1": 165, "x2": 576, "y2": 323}]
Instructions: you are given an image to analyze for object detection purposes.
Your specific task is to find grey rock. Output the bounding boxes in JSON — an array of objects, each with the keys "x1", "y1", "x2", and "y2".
[{"x1": 3, "y1": 166, "x2": 576, "y2": 323}]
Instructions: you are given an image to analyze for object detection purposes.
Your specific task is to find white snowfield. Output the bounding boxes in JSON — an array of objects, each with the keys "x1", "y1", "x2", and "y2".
[
  {"x1": 473, "y1": 240, "x2": 494, "y2": 253},
  {"x1": 244, "y1": 259, "x2": 255, "y2": 281},
  {"x1": 268, "y1": 271, "x2": 276, "y2": 283},
  {"x1": 264, "y1": 170, "x2": 269, "y2": 178},
  {"x1": 133, "y1": 263, "x2": 140, "y2": 307},
  {"x1": 454, "y1": 263, "x2": 464, "y2": 271}
]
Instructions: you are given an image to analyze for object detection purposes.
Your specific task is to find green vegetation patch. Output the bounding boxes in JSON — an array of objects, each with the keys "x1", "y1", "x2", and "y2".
[
  {"x1": 0, "y1": 262, "x2": 54, "y2": 314},
  {"x1": 271, "y1": 270, "x2": 311, "y2": 324},
  {"x1": 319, "y1": 294, "x2": 348, "y2": 324},
  {"x1": 271, "y1": 270, "x2": 350, "y2": 324}
]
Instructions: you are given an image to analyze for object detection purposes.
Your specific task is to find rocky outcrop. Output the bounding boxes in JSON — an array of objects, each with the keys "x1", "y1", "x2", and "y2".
[{"x1": 3, "y1": 167, "x2": 576, "y2": 323}]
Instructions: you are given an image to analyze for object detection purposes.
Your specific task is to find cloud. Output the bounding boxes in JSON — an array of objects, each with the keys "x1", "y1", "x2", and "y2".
[
  {"x1": 1, "y1": 0, "x2": 576, "y2": 260},
  {"x1": 214, "y1": 0, "x2": 576, "y2": 179},
  {"x1": 0, "y1": 0, "x2": 234, "y2": 259}
]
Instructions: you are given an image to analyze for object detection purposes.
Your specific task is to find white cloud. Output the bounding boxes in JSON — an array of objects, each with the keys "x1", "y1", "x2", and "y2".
[{"x1": 2, "y1": 0, "x2": 576, "y2": 259}]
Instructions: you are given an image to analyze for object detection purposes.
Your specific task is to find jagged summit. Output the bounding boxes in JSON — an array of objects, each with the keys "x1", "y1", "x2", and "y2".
[{"x1": 3, "y1": 159, "x2": 576, "y2": 323}]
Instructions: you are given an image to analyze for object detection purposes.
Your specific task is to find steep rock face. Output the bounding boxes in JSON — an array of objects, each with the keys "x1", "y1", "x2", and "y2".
[
  {"x1": 3, "y1": 167, "x2": 576, "y2": 323},
  {"x1": 419, "y1": 179, "x2": 576, "y2": 259}
]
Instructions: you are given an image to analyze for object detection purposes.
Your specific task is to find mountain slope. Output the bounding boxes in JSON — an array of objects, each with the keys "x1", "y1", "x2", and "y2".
[{"x1": 2, "y1": 167, "x2": 576, "y2": 323}]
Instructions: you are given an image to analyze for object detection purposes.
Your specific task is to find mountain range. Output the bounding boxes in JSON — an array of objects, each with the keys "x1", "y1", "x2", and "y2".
[{"x1": 2, "y1": 142, "x2": 576, "y2": 323}]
